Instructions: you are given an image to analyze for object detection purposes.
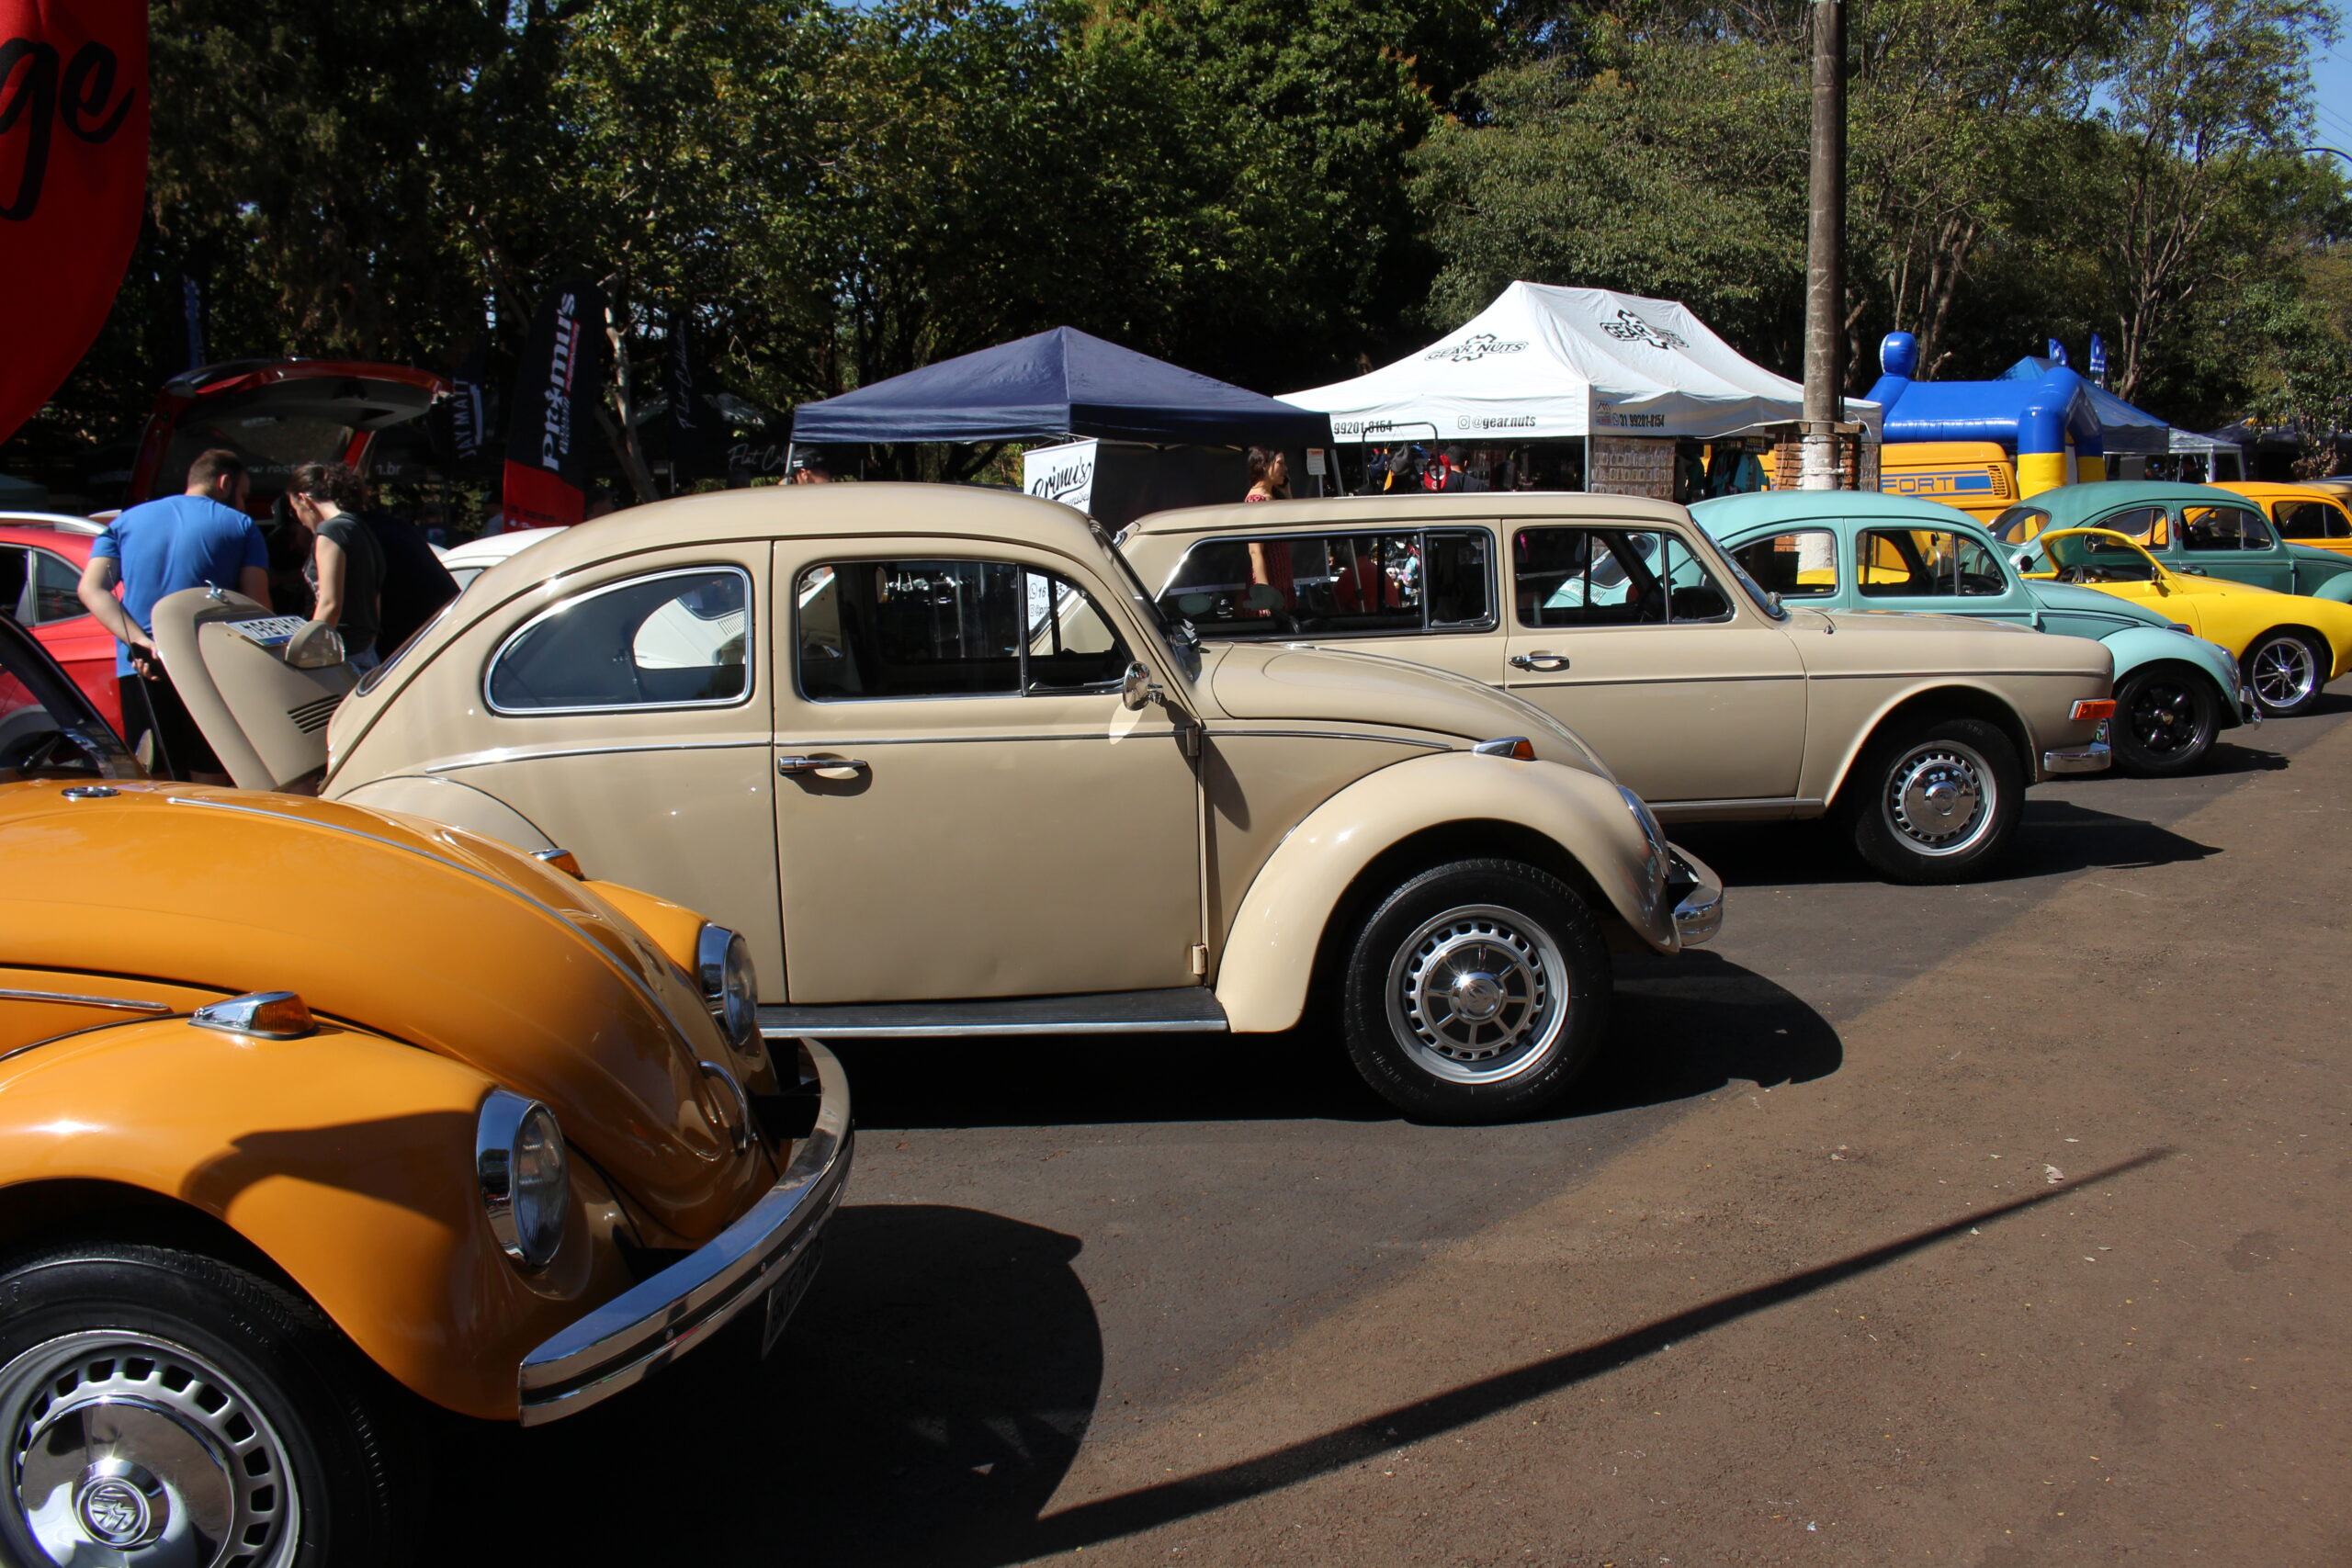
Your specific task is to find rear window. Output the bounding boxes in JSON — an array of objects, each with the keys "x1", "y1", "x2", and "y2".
[
  {"x1": 1156, "y1": 529, "x2": 1493, "y2": 638},
  {"x1": 1991, "y1": 506, "x2": 2051, "y2": 545}
]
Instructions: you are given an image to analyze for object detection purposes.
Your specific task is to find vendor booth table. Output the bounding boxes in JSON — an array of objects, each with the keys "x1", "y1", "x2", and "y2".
[
  {"x1": 786, "y1": 327, "x2": 1334, "y2": 527},
  {"x1": 1277, "y1": 282, "x2": 1878, "y2": 501}
]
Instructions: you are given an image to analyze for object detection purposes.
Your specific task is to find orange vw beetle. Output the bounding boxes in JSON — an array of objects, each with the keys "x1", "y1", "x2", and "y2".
[{"x1": 0, "y1": 611, "x2": 851, "y2": 1566}]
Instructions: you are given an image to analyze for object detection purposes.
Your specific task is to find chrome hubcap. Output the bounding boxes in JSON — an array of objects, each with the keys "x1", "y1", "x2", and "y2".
[
  {"x1": 3, "y1": 1332, "x2": 298, "y2": 1566},
  {"x1": 1883, "y1": 742, "x2": 1996, "y2": 856},
  {"x1": 1386, "y1": 904, "x2": 1567, "y2": 1085},
  {"x1": 2250, "y1": 637, "x2": 2318, "y2": 709}
]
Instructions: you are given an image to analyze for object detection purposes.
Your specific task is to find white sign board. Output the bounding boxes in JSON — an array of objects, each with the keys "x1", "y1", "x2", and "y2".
[{"x1": 1023, "y1": 439, "x2": 1098, "y2": 513}]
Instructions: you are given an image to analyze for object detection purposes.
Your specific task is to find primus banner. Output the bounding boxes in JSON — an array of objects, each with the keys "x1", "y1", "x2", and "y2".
[{"x1": 0, "y1": 0, "x2": 148, "y2": 444}]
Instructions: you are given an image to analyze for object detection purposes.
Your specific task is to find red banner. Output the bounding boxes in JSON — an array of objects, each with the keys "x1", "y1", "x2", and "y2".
[{"x1": 0, "y1": 1, "x2": 149, "y2": 446}]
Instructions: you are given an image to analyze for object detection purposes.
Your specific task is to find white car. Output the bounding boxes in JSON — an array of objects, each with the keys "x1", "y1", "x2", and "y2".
[{"x1": 438, "y1": 526, "x2": 568, "y2": 592}]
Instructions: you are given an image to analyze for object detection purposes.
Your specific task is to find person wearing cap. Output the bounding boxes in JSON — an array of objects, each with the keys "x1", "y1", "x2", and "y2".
[
  {"x1": 75, "y1": 447, "x2": 272, "y2": 784},
  {"x1": 791, "y1": 453, "x2": 833, "y2": 484}
]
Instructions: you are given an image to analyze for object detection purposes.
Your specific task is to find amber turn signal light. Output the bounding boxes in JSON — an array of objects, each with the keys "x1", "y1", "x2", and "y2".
[
  {"x1": 2070, "y1": 699, "x2": 2117, "y2": 722},
  {"x1": 1472, "y1": 736, "x2": 1537, "y2": 761}
]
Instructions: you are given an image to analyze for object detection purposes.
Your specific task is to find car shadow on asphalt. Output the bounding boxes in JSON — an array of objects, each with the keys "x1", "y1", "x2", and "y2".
[
  {"x1": 826, "y1": 951, "x2": 1838, "y2": 1132},
  {"x1": 1671, "y1": 800, "x2": 2222, "y2": 890},
  {"x1": 440, "y1": 1202, "x2": 1102, "y2": 1567}
]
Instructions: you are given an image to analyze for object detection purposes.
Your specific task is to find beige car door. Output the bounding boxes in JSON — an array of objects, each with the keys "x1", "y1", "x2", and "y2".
[
  {"x1": 1501, "y1": 522, "x2": 1807, "y2": 804},
  {"x1": 773, "y1": 542, "x2": 1202, "y2": 1005}
]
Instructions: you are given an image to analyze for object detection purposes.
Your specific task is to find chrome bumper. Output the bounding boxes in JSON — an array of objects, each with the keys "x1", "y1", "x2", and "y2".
[
  {"x1": 517, "y1": 1039, "x2": 854, "y2": 1425},
  {"x1": 2041, "y1": 741, "x2": 2111, "y2": 776},
  {"x1": 2239, "y1": 685, "x2": 2264, "y2": 727},
  {"x1": 1666, "y1": 844, "x2": 1724, "y2": 948}
]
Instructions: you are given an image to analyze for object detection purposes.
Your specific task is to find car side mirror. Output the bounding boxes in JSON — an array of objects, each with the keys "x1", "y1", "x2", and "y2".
[
  {"x1": 2009, "y1": 550, "x2": 2036, "y2": 572},
  {"x1": 1121, "y1": 660, "x2": 1159, "y2": 711}
]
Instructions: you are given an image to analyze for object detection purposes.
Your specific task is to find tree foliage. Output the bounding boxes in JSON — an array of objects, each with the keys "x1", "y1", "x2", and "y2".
[{"x1": 6, "y1": 0, "x2": 2345, "y2": 486}]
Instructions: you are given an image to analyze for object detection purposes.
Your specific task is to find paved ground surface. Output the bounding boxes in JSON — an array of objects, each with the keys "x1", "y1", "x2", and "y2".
[{"x1": 455, "y1": 694, "x2": 2351, "y2": 1566}]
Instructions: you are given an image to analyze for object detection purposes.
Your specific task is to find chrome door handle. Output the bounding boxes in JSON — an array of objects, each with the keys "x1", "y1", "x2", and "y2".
[
  {"x1": 1509, "y1": 653, "x2": 1570, "y2": 672},
  {"x1": 776, "y1": 754, "x2": 869, "y2": 778}
]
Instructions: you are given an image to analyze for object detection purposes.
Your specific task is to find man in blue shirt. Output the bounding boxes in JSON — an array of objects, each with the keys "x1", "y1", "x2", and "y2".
[{"x1": 76, "y1": 448, "x2": 272, "y2": 784}]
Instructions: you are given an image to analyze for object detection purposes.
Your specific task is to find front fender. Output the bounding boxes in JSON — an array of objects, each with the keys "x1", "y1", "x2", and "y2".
[
  {"x1": 331, "y1": 773, "x2": 556, "y2": 853},
  {"x1": 2100, "y1": 626, "x2": 2248, "y2": 728},
  {"x1": 0, "y1": 1018, "x2": 633, "y2": 1421},
  {"x1": 1214, "y1": 752, "x2": 1668, "y2": 1035}
]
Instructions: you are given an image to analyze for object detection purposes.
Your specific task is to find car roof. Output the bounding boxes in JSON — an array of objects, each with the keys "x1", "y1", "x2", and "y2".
[
  {"x1": 437, "y1": 526, "x2": 567, "y2": 569},
  {"x1": 463, "y1": 483, "x2": 1102, "y2": 593},
  {"x1": 2036, "y1": 480, "x2": 2251, "y2": 513},
  {"x1": 0, "y1": 521, "x2": 97, "y2": 557},
  {"x1": 1689, "y1": 490, "x2": 1975, "y2": 534},
  {"x1": 1123, "y1": 491, "x2": 1690, "y2": 539},
  {"x1": 2219, "y1": 480, "x2": 2344, "y2": 500}
]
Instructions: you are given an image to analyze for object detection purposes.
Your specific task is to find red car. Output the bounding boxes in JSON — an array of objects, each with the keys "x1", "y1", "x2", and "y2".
[
  {"x1": 0, "y1": 514, "x2": 119, "y2": 750},
  {"x1": 126, "y1": 357, "x2": 448, "y2": 509}
]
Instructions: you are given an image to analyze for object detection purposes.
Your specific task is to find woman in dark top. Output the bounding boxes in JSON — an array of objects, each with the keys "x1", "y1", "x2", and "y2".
[{"x1": 288, "y1": 462, "x2": 387, "y2": 670}]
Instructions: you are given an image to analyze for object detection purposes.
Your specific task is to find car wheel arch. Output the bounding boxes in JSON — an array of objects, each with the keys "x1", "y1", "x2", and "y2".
[
  {"x1": 1214, "y1": 753, "x2": 1662, "y2": 1035},
  {"x1": 1825, "y1": 684, "x2": 2036, "y2": 809}
]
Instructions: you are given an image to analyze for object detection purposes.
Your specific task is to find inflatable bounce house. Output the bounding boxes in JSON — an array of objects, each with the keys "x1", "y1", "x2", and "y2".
[{"x1": 1866, "y1": 332, "x2": 2104, "y2": 522}]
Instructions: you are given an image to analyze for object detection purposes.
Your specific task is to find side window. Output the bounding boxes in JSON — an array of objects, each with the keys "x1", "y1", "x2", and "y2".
[
  {"x1": 1992, "y1": 506, "x2": 2051, "y2": 545},
  {"x1": 0, "y1": 547, "x2": 27, "y2": 625},
  {"x1": 1157, "y1": 530, "x2": 1489, "y2": 637},
  {"x1": 2091, "y1": 506, "x2": 2166, "y2": 546},
  {"x1": 2273, "y1": 501, "x2": 2345, "y2": 540},
  {"x1": 1515, "y1": 527, "x2": 1728, "y2": 626},
  {"x1": 2181, "y1": 504, "x2": 2267, "y2": 551},
  {"x1": 488, "y1": 568, "x2": 750, "y2": 713},
  {"x1": 1729, "y1": 529, "x2": 1838, "y2": 598},
  {"x1": 28, "y1": 551, "x2": 84, "y2": 624},
  {"x1": 798, "y1": 558, "x2": 1129, "y2": 701},
  {"x1": 1856, "y1": 530, "x2": 2005, "y2": 597}
]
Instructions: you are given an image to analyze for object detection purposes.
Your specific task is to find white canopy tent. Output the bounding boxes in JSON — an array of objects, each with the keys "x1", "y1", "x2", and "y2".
[{"x1": 1281, "y1": 282, "x2": 1876, "y2": 495}]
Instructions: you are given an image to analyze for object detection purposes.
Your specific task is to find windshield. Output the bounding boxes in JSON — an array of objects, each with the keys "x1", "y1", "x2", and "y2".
[
  {"x1": 1096, "y1": 525, "x2": 1200, "y2": 676},
  {"x1": 2023, "y1": 530, "x2": 2161, "y2": 582},
  {"x1": 1992, "y1": 505, "x2": 2052, "y2": 545}
]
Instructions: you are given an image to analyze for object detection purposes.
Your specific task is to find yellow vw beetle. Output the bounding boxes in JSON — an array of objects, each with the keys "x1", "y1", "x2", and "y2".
[{"x1": 2016, "y1": 527, "x2": 2352, "y2": 716}]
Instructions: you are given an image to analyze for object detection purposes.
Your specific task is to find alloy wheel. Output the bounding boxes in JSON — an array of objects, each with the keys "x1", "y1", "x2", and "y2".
[{"x1": 2248, "y1": 635, "x2": 2319, "y2": 712}]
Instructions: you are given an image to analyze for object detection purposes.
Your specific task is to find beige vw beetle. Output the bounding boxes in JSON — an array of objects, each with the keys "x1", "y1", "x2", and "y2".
[
  {"x1": 155, "y1": 486, "x2": 1721, "y2": 1122},
  {"x1": 1120, "y1": 493, "x2": 2116, "y2": 883}
]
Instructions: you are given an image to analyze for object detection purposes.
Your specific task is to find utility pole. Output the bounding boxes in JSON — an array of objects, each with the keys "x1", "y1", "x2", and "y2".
[{"x1": 1801, "y1": 0, "x2": 1845, "y2": 490}]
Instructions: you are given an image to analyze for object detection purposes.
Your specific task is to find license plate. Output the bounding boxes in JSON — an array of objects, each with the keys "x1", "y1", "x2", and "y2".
[
  {"x1": 759, "y1": 1240, "x2": 824, "y2": 1358},
  {"x1": 227, "y1": 615, "x2": 313, "y2": 649}
]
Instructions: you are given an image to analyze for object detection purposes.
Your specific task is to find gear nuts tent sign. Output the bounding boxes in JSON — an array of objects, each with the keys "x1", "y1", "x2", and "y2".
[{"x1": 0, "y1": 0, "x2": 149, "y2": 446}]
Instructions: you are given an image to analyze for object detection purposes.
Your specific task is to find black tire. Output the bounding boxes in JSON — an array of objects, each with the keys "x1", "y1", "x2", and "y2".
[
  {"x1": 0, "y1": 1241, "x2": 419, "y2": 1568},
  {"x1": 2242, "y1": 627, "x2": 2329, "y2": 716},
  {"x1": 2110, "y1": 664, "x2": 2221, "y2": 776},
  {"x1": 1844, "y1": 715, "x2": 2024, "y2": 885},
  {"x1": 1340, "y1": 858, "x2": 1611, "y2": 1123}
]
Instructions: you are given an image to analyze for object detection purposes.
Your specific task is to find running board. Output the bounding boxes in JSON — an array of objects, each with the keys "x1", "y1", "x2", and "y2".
[{"x1": 758, "y1": 987, "x2": 1230, "y2": 1040}]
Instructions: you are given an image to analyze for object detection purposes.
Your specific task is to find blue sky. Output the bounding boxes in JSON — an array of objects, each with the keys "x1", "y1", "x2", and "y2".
[{"x1": 2312, "y1": 8, "x2": 2352, "y2": 159}]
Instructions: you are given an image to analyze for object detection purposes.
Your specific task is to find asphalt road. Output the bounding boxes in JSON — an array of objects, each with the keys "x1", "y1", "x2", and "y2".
[{"x1": 448, "y1": 693, "x2": 2352, "y2": 1566}]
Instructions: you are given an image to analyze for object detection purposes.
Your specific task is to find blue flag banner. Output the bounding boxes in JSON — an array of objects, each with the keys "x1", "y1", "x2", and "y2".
[
  {"x1": 2046, "y1": 338, "x2": 2069, "y2": 367},
  {"x1": 2087, "y1": 333, "x2": 2108, "y2": 384}
]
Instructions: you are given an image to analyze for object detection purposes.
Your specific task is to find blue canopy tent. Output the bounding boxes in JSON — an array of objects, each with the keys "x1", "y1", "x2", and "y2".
[{"x1": 787, "y1": 327, "x2": 1334, "y2": 448}]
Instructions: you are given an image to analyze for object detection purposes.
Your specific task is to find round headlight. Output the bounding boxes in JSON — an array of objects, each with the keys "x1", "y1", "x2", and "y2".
[
  {"x1": 477, "y1": 1090, "x2": 570, "y2": 1269},
  {"x1": 695, "y1": 924, "x2": 760, "y2": 1055}
]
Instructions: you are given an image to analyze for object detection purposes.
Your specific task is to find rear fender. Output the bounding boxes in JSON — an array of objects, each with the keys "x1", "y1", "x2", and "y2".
[
  {"x1": 2310, "y1": 572, "x2": 2352, "y2": 604},
  {"x1": 1817, "y1": 682, "x2": 2044, "y2": 807},
  {"x1": 332, "y1": 773, "x2": 557, "y2": 853},
  {"x1": 1214, "y1": 752, "x2": 1667, "y2": 1034},
  {"x1": 0, "y1": 1017, "x2": 632, "y2": 1421}
]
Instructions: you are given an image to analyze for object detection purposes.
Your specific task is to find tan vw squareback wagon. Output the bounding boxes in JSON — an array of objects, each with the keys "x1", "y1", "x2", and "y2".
[
  {"x1": 1120, "y1": 494, "x2": 2116, "y2": 884},
  {"x1": 156, "y1": 485, "x2": 1722, "y2": 1122}
]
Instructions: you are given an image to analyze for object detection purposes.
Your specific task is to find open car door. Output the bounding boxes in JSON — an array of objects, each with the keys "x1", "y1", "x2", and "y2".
[{"x1": 150, "y1": 587, "x2": 356, "y2": 789}]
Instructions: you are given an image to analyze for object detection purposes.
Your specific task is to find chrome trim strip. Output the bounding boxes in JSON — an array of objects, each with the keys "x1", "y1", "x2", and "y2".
[
  {"x1": 772, "y1": 732, "x2": 1165, "y2": 748},
  {"x1": 760, "y1": 1016, "x2": 1227, "y2": 1039},
  {"x1": 426, "y1": 739, "x2": 771, "y2": 774},
  {"x1": 1507, "y1": 672, "x2": 1804, "y2": 690},
  {"x1": 1809, "y1": 670, "x2": 2094, "y2": 680},
  {"x1": 1203, "y1": 728, "x2": 1453, "y2": 750},
  {"x1": 482, "y1": 564, "x2": 756, "y2": 717},
  {"x1": 0, "y1": 988, "x2": 173, "y2": 1014},
  {"x1": 517, "y1": 1040, "x2": 853, "y2": 1424},
  {"x1": 162, "y1": 795, "x2": 707, "y2": 1049}
]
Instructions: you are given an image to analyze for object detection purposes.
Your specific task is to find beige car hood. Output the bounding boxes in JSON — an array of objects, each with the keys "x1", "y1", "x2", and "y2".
[{"x1": 1201, "y1": 642, "x2": 1608, "y2": 774}]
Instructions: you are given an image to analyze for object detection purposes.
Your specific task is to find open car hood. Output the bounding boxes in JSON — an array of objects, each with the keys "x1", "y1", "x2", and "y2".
[
  {"x1": 150, "y1": 586, "x2": 356, "y2": 790},
  {"x1": 130, "y1": 359, "x2": 448, "y2": 505}
]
